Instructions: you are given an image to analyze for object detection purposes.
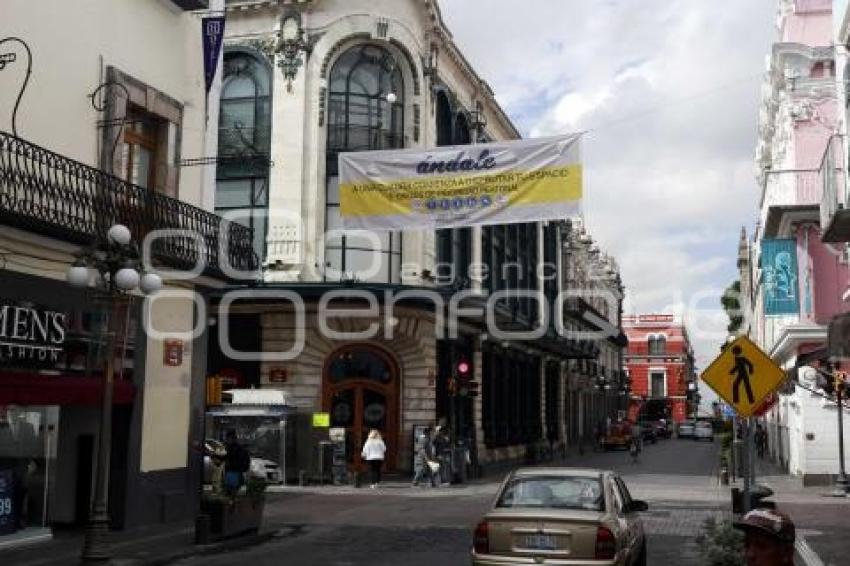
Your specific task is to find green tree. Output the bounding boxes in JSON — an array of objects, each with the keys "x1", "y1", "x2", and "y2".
[{"x1": 720, "y1": 280, "x2": 743, "y2": 333}]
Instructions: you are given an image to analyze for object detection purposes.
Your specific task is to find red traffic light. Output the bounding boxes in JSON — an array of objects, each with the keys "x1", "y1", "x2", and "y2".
[{"x1": 457, "y1": 360, "x2": 471, "y2": 376}]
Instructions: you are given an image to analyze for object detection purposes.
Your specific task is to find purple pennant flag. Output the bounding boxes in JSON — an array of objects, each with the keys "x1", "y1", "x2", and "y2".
[{"x1": 202, "y1": 16, "x2": 226, "y2": 93}]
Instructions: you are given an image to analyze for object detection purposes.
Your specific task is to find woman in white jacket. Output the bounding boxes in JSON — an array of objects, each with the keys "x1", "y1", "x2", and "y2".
[{"x1": 361, "y1": 429, "x2": 387, "y2": 488}]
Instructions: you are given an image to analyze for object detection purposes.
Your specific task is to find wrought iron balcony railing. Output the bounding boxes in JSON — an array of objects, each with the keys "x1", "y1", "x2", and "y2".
[{"x1": 0, "y1": 131, "x2": 258, "y2": 278}]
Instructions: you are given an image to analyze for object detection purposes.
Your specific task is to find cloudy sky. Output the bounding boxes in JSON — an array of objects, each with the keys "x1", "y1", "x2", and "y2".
[{"x1": 440, "y1": 0, "x2": 778, "y2": 372}]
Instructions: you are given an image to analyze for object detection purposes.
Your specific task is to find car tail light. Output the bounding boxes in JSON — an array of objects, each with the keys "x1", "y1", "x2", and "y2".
[
  {"x1": 595, "y1": 526, "x2": 616, "y2": 560},
  {"x1": 473, "y1": 520, "x2": 489, "y2": 554}
]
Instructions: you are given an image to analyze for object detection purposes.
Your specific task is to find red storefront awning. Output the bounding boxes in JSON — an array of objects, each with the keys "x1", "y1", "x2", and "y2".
[{"x1": 0, "y1": 372, "x2": 136, "y2": 406}]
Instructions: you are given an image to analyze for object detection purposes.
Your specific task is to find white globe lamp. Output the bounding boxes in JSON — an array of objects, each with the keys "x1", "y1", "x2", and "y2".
[
  {"x1": 107, "y1": 224, "x2": 132, "y2": 246},
  {"x1": 386, "y1": 92, "x2": 397, "y2": 104},
  {"x1": 67, "y1": 264, "x2": 90, "y2": 288},
  {"x1": 114, "y1": 267, "x2": 140, "y2": 291},
  {"x1": 139, "y1": 273, "x2": 163, "y2": 295}
]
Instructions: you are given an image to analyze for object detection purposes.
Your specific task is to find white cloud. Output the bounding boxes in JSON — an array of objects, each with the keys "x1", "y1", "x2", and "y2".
[{"x1": 439, "y1": 0, "x2": 775, "y2": 366}]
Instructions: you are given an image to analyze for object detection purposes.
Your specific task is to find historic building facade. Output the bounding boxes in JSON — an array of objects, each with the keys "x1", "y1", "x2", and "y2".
[
  {"x1": 742, "y1": 0, "x2": 850, "y2": 484},
  {"x1": 623, "y1": 314, "x2": 696, "y2": 424},
  {"x1": 211, "y1": 0, "x2": 627, "y2": 474}
]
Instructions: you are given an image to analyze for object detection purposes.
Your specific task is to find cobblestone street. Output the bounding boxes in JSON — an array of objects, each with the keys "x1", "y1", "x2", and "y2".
[{"x1": 172, "y1": 438, "x2": 728, "y2": 566}]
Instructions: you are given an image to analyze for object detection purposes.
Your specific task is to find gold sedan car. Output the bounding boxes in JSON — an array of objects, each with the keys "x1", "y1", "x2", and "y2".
[{"x1": 471, "y1": 468, "x2": 648, "y2": 566}]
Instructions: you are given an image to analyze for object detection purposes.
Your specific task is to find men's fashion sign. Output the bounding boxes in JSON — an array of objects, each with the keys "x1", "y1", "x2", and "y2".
[
  {"x1": 338, "y1": 134, "x2": 582, "y2": 231},
  {"x1": 202, "y1": 16, "x2": 226, "y2": 93},
  {"x1": 0, "y1": 301, "x2": 66, "y2": 366},
  {"x1": 761, "y1": 239, "x2": 799, "y2": 316}
]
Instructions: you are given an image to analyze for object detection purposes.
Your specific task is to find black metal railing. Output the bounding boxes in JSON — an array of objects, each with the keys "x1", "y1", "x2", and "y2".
[{"x1": 0, "y1": 131, "x2": 258, "y2": 277}]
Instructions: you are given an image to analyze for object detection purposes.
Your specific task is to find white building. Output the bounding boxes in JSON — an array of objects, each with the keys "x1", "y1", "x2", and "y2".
[
  {"x1": 208, "y1": 0, "x2": 627, "y2": 475},
  {"x1": 0, "y1": 0, "x2": 246, "y2": 541}
]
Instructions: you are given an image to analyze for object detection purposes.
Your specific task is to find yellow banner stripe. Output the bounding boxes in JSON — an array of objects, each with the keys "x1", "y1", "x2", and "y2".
[{"x1": 340, "y1": 165, "x2": 582, "y2": 217}]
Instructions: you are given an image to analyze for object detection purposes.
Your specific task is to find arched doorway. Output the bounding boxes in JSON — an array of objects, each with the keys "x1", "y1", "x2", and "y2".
[{"x1": 322, "y1": 344, "x2": 400, "y2": 472}]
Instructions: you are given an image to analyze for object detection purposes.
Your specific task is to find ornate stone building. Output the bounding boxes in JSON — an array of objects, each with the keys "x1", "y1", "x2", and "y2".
[{"x1": 209, "y1": 0, "x2": 627, "y2": 474}]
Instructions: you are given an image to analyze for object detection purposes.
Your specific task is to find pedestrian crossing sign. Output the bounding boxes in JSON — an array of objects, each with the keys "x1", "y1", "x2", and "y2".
[{"x1": 701, "y1": 336, "x2": 787, "y2": 417}]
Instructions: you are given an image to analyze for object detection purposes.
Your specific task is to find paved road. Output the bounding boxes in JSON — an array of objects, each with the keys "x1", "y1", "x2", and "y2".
[{"x1": 174, "y1": 437, "x2": 725, "y2": 566}]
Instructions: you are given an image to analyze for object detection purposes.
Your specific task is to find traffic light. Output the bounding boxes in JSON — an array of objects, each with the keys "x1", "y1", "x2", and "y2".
[{"x1": 457, "y1": 358, "x2": 471, "y2": 380}]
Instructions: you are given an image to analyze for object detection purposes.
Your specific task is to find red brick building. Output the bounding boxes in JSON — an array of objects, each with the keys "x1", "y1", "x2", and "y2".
[{"x1": 623, "y1": 314, "x2": 697, "y2": 424}]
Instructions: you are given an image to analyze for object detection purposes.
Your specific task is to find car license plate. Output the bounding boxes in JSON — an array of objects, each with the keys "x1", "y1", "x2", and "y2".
[{"x1": 522, "y1": 534, "x2": 557, "y2": 550}]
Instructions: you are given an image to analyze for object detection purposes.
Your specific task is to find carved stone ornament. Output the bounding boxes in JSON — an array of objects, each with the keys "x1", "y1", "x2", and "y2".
[
  {"x1": 229, "y1": 37, "x2": 277, "y2": 66},
  {"x1": 275, "y1": 9, "x2": 314, "y2": 93}
]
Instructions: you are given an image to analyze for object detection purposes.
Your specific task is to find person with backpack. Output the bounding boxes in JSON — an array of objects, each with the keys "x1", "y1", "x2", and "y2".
[{"x1": 224, "y1": 430, "x2": 251, "y2": 495}]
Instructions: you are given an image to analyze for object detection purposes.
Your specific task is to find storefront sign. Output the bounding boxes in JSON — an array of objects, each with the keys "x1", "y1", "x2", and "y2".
[
  {"x1": 0, "y1": 301, "x2": 66, "y2": 367},
  {"x1": 163, "y1": 339, "x2": 184, "y2": 367},
  {"x1": 312, "y1": 412, "x2": 330, "y2": 428},
  {"x1": 0, "y1": 469, "x2": 15, "y2": 535},
  {"x1": 338, "y1": 134, "x2": 582, "y2": 231}
]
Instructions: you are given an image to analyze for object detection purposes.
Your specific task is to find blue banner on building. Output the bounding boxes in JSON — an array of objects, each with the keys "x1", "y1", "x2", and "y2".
[
  {"x1": 761, "y1": 238, "x2": 800, "y2": 315},
  {"x1": 202, "y1": 16, "x2": 226, "y2": 93}
]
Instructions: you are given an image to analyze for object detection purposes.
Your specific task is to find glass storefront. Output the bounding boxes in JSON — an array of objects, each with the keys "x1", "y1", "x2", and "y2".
[{"x1": 0, "y1": 405, "x2": 59, "y2": 537}]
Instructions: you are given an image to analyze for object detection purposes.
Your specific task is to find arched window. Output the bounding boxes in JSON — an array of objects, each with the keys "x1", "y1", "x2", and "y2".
[
  {"x1": 215, "y1": 51, "x2": 271, "y2": 258},
  {"x1": 325, "y1": 44, "x2": 404, "y2": 283},
  {"x1": 648, "y1": 335, "x2": 666, "y2": 356}
]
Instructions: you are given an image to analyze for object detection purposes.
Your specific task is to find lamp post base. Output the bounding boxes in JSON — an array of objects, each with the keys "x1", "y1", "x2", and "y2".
[{"x1": 80, "y1": 511, "x2": 111, "y2": 564}]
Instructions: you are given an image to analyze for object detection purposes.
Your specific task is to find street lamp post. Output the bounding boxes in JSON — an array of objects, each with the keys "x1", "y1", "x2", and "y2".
[{"x1": 67, "y1": 224, "x2": 162, "y2": 564}]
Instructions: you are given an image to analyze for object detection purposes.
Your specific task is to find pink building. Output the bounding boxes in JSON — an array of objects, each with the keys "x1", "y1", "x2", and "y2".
[{"x1": 746, "y1": 0, "x2": 850, "y2": 484}]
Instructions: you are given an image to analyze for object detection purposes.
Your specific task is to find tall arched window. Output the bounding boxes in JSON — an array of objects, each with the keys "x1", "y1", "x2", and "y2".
[
  {"x1": 325, "y1": 44, "x2": 404, "y2": 283},
  {"x1": 215, "y1": 51, "x2": 271, "y2": 258},
  {"x1": 648, "y1": 335, "x2": 666, "y2": 356}
]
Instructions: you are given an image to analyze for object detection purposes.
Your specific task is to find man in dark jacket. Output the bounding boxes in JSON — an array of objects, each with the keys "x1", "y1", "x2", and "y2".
[{"x1": 224, "y1": 431, "x2": 250, "y2": 495}]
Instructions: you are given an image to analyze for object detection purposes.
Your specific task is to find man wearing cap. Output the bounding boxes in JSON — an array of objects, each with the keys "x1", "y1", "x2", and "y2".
[{"x1": 733, "y1": 508, "x2": 796, "y2": 566}]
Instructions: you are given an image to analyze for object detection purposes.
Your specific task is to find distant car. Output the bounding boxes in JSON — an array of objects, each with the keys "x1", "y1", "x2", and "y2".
[
  {"x1": 678, "y1": 420, "x2": 695, "y2": 438},
  {"x1": 650, "y1": 420, "x2": 672, "y2": 439},
  {"x1": 693, "y1": 421, "x2": 714, "y2": 442},
  {"x1": 203, "y1": 438, "x2": 283, "y2": 485},
  {"x1": 602, "y1": 422, "x2": 633, "y2": 451},
  {"x1": 471, "y1": 468, "x2": 648, "y2": 566}
]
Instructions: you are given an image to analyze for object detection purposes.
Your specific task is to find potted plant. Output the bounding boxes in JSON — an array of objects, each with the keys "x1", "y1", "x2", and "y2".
[{"x1": 200, "y1": 477, "x2": 267, "y2": 542}]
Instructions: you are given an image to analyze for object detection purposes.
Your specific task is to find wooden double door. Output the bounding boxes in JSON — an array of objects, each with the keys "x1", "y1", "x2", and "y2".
[{"x1": 323, "y1": 346, "x2": 399, "y2": 472}]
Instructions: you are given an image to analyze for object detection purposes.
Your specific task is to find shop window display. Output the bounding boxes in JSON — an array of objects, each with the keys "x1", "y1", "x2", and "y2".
[{"x1": 0, "y1": 405, "x2": 59, "y2": 537}]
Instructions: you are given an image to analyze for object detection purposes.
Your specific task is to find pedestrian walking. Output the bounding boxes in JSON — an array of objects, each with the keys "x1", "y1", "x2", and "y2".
[
  {"x1": 361, "y1": 429, "x2": 387, "y2": 489},
  {"x1": 629, "y1": 436, "x2": 639, "y2": 464},
  {"x1": 432, "y1": 425, "x2": 452, "y2": 485},
  {"x1": 733, "y1": 508, "x2": 796, "y2": 566},
  {"x1": 755, "y1": 425, "x2": 767, "y2": 459},
  {"x1": 223, "y1": 430, "x2": 250, "y2": 496},
  {"x1": 411, "y1": 426, "x2": 438, "y2": 487}
]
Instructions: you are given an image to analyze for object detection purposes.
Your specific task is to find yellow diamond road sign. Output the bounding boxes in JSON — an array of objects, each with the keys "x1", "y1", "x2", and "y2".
[{"x1": 701, "y1": 335, "x2": 787, "y2": 417}]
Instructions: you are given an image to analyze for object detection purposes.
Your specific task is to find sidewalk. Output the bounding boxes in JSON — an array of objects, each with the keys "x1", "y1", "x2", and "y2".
[{"x1": 0, "y1": 519, "x2": 288, "y2": 566}]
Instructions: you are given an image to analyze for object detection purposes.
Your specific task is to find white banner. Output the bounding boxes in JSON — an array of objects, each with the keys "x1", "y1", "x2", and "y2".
[{"x1": 338, "y1": 134, "x2": 582, "y2": 231}]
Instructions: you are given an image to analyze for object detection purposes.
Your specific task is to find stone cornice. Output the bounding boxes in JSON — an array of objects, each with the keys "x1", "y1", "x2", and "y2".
[{"x1": 224, "y1": 0, "x2": 313, "y2": 12}]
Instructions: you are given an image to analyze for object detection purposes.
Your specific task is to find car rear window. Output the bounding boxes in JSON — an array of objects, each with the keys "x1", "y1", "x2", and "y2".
[{"x1": 496, "y1": 475, "x2": 603, "y2": 511}]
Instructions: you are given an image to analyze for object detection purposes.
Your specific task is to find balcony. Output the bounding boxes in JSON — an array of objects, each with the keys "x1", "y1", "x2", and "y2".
[
  {"x1": 760, "y1": 168, "x2": 821, "y2": 237},
  {"x1": 0, "y1": 131, "x2": 258, "y2": 278},
  {"x1": 819, "y1": 135, "x2": 850, "y2": 242}
]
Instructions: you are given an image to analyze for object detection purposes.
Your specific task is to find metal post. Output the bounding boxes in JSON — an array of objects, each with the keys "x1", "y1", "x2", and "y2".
[
  {"x1": 833, "y1": 384, "x2": 848, "y2": 495},
  {"x1": 81, "y1": 301, "x2": 116, "y2": 563},
  {"x1": 742, "y1": 418, "x2": 752, "y2": 514}
]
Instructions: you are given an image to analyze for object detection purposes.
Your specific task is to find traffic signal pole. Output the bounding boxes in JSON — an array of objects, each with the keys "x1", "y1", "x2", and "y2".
[{"x1": 833, "y1": 376, "x2": 848, "y2": 496}]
